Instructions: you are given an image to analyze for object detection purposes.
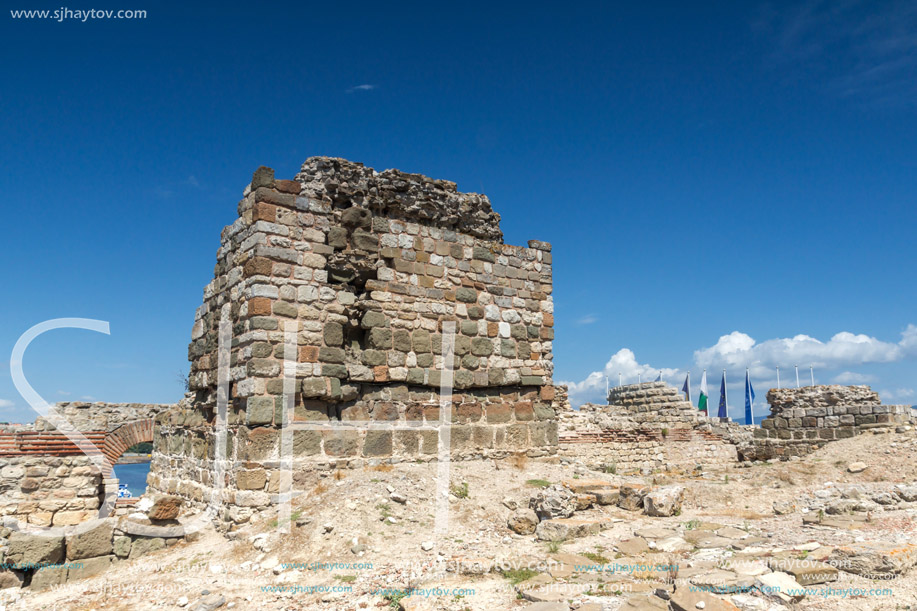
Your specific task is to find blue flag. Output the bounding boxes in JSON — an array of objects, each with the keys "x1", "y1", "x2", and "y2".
[
  {"x1": 655, "y1": 371, "x2": 662, "y2": 382},
  {"x1": 718, "y1": 371, "x2": 727, "y2": 418},
  {"x1": 745, "y1": 370, "x2": 756, "y2": 425},
  {"x1": 682, "y1": 373, "x2": 691, "y2": 402}
]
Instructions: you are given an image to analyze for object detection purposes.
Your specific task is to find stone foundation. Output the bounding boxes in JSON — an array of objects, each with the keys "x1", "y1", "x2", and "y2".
[{"x1": 0, "y1": 516, "x2": 186, "y2": 591}]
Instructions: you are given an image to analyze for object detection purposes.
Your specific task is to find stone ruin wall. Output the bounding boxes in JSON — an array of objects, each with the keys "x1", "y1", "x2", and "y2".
[
  {"x1": 558, "y1": 382, "x2": 749, "y2": 473},
  {"x1": 0, "y1": 402, "x2": 171, "y2": 527},
  {"x1": 33, "y1": 402, "x2": 172, "y2": 433},
  {"x1": 748, "y1": 385, "x2": 913, "y2": 460},
  {"x1": 148, "y1": 157, "x2": 558, "y2": 522},
  {"x1": 0, "y1": 456, "x2": 103, "y2": 527}
]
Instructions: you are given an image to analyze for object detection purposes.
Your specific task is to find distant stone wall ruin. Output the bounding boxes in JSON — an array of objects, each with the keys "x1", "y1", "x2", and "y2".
[
  {"x1": 748, "y1": 385, "x2": 913, "y2": 460},
  {"x1": 558, "y1": 382, "x2": 750, "y2": 473}
]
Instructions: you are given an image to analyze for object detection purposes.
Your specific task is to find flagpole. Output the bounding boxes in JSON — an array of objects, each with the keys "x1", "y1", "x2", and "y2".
[
  {"x1": 810, "y1": 365, "x2": 814, "y2": 387},
  {"x1": 776, "y1": 366, "x2": 780, "y2": 389},
  {"x1": 618, "y1": 372, "x2": 622, "y2": 388},
  {"x1": 747, "y1": 367, "x2": 754, "y2": 425},
  {"x1": 795, "y1": 365, "x2": 799, "y2": 389},
  {"x1": 702, "y1": 369, "x2": 706, "y2": 413}
]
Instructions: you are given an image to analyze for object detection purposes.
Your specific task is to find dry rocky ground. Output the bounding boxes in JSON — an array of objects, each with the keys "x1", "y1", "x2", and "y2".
[{"x1": 3, "y1": 428, "x2": 917, "y2": 611}]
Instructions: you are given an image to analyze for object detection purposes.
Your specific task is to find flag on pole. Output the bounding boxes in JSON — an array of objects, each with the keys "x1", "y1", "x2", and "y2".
[
  {"x1": 745, "y1": 370, "x2": 756, "y2": 425},
  {"x1": 718, "y1": 371, "x2": 727, "y2": 418},
  {"x1": 682, "y1": 373, "x2": 691, "y2": 403},
  {"x1": 655, "y1": 371, "x2": 662, "y2": 382},
  {"x1": 698, "y1": 370, "x2": 708, "y2": 412}
]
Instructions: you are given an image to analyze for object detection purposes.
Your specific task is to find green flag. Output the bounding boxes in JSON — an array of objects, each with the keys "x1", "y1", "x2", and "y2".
[{"x1": 698, "y1": 370, "x2": 708, "y2": 412}]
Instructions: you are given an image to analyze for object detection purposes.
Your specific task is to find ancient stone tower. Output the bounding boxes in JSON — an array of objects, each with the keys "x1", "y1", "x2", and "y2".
[{"x1": 148, "y1": 157, "x2": 558, "y2": 522}]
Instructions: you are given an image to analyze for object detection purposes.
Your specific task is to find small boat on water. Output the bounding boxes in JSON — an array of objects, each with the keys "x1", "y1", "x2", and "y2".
[{"x1": 117, "y1": 483, "x2": 133, "y2": 499}]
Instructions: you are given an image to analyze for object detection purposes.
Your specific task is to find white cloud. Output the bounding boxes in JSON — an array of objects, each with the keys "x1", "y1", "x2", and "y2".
[
  {"x1": 0, "y1": 400, "x2": 13, "y2": 409},
  {"x1": 347, "y1": 84, "x2": 375, "y2": 93},
  {"x1": 832, "y1": 371, "x2": 875, "y2": 384},
  {"x1": 694, "y1": 325, "x2": 916, "y2": 379},
  {"x1": 560, "y1": 348, "x2": 682, "y2": 407},
  {"x1": 562, "y1": 324, "x2": 917, "y2": 408},
  {"x1": 576, "y1": 314, "x2": 598, "y2": 325},
  {"x1": 80, "y1": 395, "x2": 96, "y2": 401},
  {"x1": 57, "y1": 390, "x2": 71, "y2": 396}
]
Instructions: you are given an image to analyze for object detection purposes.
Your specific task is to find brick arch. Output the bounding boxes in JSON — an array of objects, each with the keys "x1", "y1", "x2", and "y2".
[{"x1": 100, "y1": 419, "x2": 154, "y2": 477}]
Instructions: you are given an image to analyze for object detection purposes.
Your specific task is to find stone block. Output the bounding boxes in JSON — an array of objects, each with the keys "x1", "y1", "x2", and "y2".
[
  {"x1": 66, "y1": 519, "x2": 114, "y2": 560},
  {"x1": 485, "y1": 402, "x2": 512, "y2": 423},
  {"x1": 67, "y1": 554, "x2": 113, "y2": 582},
  {"x1": 237, "y1": 469, "x2": 267, "y2": 490},
  {"x1": 246, "y1": 397, "x2": 274, "y2": 425},
  {"x1": 113, "y1": 535, "x2": 132, "y2": 558},
  {"x1": 471, "y1": 337, "x2": 493, "y2": 356},
  {"x1": 323, "y1": 322, "x2": 344, "y2": 346},
  {"x1": 322, "y1": 431, "x2": 360, "y2": 457},
  {"x1": 362, "y1": 431, "x2": 393, "y2": 457},
  {"x1": 29, "y1": 565, "x2": 67, "y2": 590},
  {"x1": 535, "y1": 518, "x2": 611, "y2": 541},
  {"x1": 128, "y1": 537, "x2": 165, "y2": 560},
  {"x1": 361, "y1": 310, "x2": 387, "y2": 329},
  {"x1": 292, "y1": 430, "x2": 322, "y2": 456},
  {"x1": 6, "y1": 532, "x2": 64, "y2": 565}
]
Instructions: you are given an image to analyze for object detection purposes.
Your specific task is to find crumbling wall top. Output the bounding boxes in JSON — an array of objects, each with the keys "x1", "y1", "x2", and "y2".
[
  {"x1": 765, "y1": 385, "x2": 881, "y2": 414},
  {"x1": 291, "y1": 157, "x2": 503, "y2": 242}
]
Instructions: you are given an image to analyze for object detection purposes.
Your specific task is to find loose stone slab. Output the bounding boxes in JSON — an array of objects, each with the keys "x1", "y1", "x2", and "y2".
[
  {"x1": 670, "y1": 589, "x2": 740, "y2": 611},
  {"x1": 521, "y1": 588, "x2": 570, "y2": 604},
  {"x1": 655, "y1": 536, "x2": 692, "y2": 553},
  {"x1": 634, "y1": 527, "x2": 678, "y2": 540},
  {"x1": 535, "y1": 518, "x2": 613, "y2": 541},
  {"x1": 769, "y1": 559, "x2": 838, "y2": 585},
  {"x1": 593, "y1": 488, "x2": 621, "y2": 505},
  {"x1": 562, "y1": 479, "x2": 615, "y2": 494},
  {"x1": 546, "y1": 552, "x2": 598, "y2": 578},
  {"x1": 756, "y1": 572, "x2": 805, "y2": 603},
  {"x1": 716, "y1": 526, "x2": 749, "y2": 540},
  {"x1": 828, "y1": 542, "x2": 917, "y2": 577},
  {"x1": 689, "y1": 569, "x2": 741, "y2": 591},
  {"x1": 619, "y1": 594, "x2": 668, "y2": 610},
  {"x1": 802, "y1": 514, "x2": 867, "y2": 529},
  {"x1": 615, "y1": 537, "x2": 649, "y2": 555}
]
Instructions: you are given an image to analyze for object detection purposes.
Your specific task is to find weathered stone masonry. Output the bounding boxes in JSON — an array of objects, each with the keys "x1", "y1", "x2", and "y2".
[
  {"x1": 749, "y1": 385, "x2": 912, "y2": 459},
  {"x1": 558, "y1": 382, "x2": 750, "y2": 473},
  {"x1": 0, "y1": 403, "x2": 169, "y2": 525},
  {"x1": 149, "y1": 157, "x2": 558, "y2": 519}
]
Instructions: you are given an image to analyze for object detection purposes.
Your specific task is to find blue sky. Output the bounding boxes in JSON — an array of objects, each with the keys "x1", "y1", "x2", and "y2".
[{"x1": 1, "y1": 1, "x2": 915, "y2": 423}]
